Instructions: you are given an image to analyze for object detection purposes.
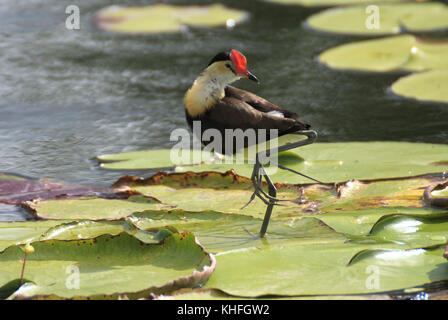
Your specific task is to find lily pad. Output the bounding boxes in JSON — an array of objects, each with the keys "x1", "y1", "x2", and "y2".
[
  {"x1": 0, "y1": 232, "x2": 215, "y2": 299},
  {"x1": 368, "y1": 214, "x2": 448, "y2": 248},
  {"x1": 0, "y1": 219, "x2": 165, "y2": 253},
  {"x1": 39, "y1": 219, "x2": 167, "y2": 244},
  {"x1": 181, "y1": 142, "x2": 448, "y2": 184},
  {"x1": 313, "y1": 176, "x2": 447, "y2": 235},
  {"x1": 6, "y1": 171, "x2": 448, "y2": 299},
  {"x1": 25, "y1": 171, "x2": 306, "y2": 221},
  {"x1": 319, "y1": 35, "x2": 448, "y2": 72},
  {"x1": 122, "y1": 173, "x2": 446, "y2": 243},
  {"x1": 306, "y1": 3, "x2": 448, "y2": 35},
  {"x1": 95, "y1": 3, "x2": 248, "y2": 34},
  {"x1": 391, "y1": 69, "x2": 448, "y2": 104},
  {"x1": 98, "y1": 142, "x2": 448, "y2": 184},
  {"x1": 114, "y1": 171, "x2": 305, "y2": 219},
  {"x1": 0, "y1": 221, "x2": 63, "y2": 252},
  {"x1": 24, "y1": 197, "x2": 165, "y2": 220},
  {"x1": 205, "y1": 239, "x2": 448, "y2": 296},
  {"x1": 24, "y1": 171, "x2": 446, "y2": 243},
  {"x1": 130, "y1": 212, "x2": 345, "y2": 252},
  {"x1": 317, "y1": 207, "x2": 444, "y2": 237},
  {"x1": 98, "y1": 149, "x2": 215, "y2": 170},
  {"x1": 97, "y1": 134, "x2": 306, "y2": 171}
]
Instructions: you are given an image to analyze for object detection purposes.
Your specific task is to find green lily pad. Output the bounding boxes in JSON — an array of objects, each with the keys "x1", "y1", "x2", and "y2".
[
  {"x1": 130, "y1": 212, "x2": 346, "y2": 252},
  {"x1": 95, "y1": 3, "x2": 248, "y2": 34},
  {"x1": 98, "y1": 142, "x2": 448, "y2": 184},
  {"x1": 24, "y1": 197, "x2": 165, "y2": 220},
  {"x1": 38, "y1": 220, "x2": 165, "y2": 244},
  {"x1": 317, "y1": 206, "x2": 444, "y2": 237},
  {"x1": 264, "y1": 0, "x2": 426, "y2": 7},
  {"x1": 0, "y1": 219, "x2": 192, "y2": 262},
  {"x1": 319, "y1": 35, "x2": 448, "y2": 72},
  {"x1": 314, "y1": 177, "x2": 432, "y2": 211},
  {"x1": 7, "y1": 171, "x2": 448, "y2": 299},
  {"x1": 98, "y1": 149, "x2": 215, "y2": 170},
  {"x1": 114, "y1": 171, "x2": 305, "y2": 219},
  {"x1": 39, "y1": 220, "x2": 129, "y2": 239},
  {"x1": 368, "y1": 214, "x2": 448, "y2": 247},
  {"x1": 0, "y1": 221, "x2": 64, "y2": 252},
  {"x1": 97, "y1": 134, "x2": 306, "y2": 171},
  {"x1": 306, "y1": 3, "x2": 448, "y2": 35},
  {"x1": 391, "y1": 69, "x2": 448, "y2": 104},
  {"x1": 205, "y1": 240, "x2": 448, "y2": 296},
  {"x1": 24, "y1": 171, "x2": 446, "y2": 251},
  {"x1": 181, "y1": 142, "x2": 448, "y2": 184},
  {"x1": 24, "y1": 174, "x2": 305, "y2": 221},
  {"x1": 0, "y1": 279, "x2": 36, "y2": 300},
  {"x1": 313, "y1": 176, "x2": 446, "y2": 235},
  {"x1": 25, "y1": 172, "x2": 445, "y2": 226},
  {"x1": 0, "y1": 232, "x2": 215, "y2": 299}
]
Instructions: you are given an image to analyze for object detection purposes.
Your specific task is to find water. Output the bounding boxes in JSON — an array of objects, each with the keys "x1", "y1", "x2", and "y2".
[{"x1": 1, "y1": 1, "x2": 447, "y2": 194}]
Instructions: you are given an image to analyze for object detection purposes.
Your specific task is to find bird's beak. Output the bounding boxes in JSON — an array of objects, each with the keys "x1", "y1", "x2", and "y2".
[{"x1": 247, "y1": 71, "x2": 259, "y2": 83}]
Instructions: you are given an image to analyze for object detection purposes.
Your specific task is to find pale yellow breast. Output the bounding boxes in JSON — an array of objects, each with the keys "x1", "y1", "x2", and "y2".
[
  {"x1": 184, "y1": 62, "x2": 238, "y2": 117},
  {"x1": 184, "y1": 80, "x2": 222, "y2": 117}
]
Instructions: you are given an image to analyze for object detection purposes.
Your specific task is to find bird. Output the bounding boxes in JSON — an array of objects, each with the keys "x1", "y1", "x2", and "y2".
[
  {"x1": 183, "y1": 49, "x2": 320, "y2": 236},
  {"x1": 184, "y1": 49, "x2": 311, "y2": 155}
]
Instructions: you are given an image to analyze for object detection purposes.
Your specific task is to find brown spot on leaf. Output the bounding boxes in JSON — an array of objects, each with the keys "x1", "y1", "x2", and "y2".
[{"x1": 430, "y1": 161, "x2": 448, "y2": 166}]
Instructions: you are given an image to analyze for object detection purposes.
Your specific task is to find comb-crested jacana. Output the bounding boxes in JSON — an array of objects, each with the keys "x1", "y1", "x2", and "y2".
[{"x1": 184, "y1": 49, "x2": 321, "y2": 236}]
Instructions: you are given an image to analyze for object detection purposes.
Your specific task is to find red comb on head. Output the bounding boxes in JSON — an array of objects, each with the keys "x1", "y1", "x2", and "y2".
[{"x1": 230, "y1": 49, "x2": 248, "y2": 76}]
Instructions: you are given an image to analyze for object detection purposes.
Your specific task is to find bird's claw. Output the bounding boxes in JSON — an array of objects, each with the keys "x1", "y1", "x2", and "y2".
[{"x1": 241, "y1": 170, "x2": 285, "y2": 209}]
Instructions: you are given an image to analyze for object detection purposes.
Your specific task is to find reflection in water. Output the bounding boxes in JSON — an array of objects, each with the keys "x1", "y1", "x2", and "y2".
[{"x1": 0, "y1": 204, "x2": 32, "y2": 222}]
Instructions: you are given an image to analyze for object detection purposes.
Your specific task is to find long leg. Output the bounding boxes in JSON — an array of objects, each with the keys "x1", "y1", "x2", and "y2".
[
  {"x1": 259, "y1": 172, "x2": 277, "y2": 237},
  {"x1": 244, "y1": 130, "x2": 321, "y2": 236},
  {"x1": 245, "y1": 130, "x2": 320, "y2": 205},
  {"x1": 241, "y1": 155, "x2": 269, "y2": 209}
]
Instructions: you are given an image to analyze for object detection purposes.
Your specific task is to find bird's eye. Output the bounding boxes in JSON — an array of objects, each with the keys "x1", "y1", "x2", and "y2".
[{"x1": 225, "y1": 63, "x2": 231, "y2": 68}]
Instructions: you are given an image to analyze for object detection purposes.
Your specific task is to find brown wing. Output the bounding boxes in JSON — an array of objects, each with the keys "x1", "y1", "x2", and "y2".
[
  {"x1": 199, "y1": 96, "x2": 309, "y2": 134},
  {"x1": 225, "y1": 86, "x2": 299, "y2": 119}
]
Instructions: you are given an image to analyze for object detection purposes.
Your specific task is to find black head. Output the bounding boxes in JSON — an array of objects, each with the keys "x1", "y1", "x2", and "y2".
[{"x1": 207, "y1": 51, "x2": 230, "y2": 66}]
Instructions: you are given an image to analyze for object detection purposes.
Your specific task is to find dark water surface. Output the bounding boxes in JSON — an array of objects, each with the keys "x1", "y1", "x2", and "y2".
[{"x1": 1, "y1": 1, "x2": 447, "y2": 192}]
